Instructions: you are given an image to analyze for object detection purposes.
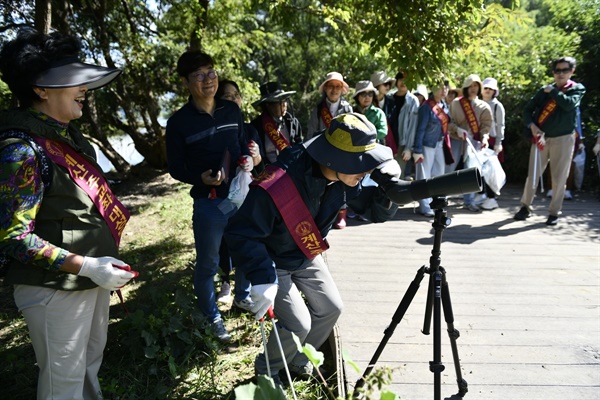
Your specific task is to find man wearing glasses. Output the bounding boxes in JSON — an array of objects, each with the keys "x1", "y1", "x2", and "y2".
[
  {"x1": 306, "y1": 72, "x2": 353, "y2": 140},
  {"x1": 514, "y1": 56, "x2": 586, "y2": 226},
  {"x1": 166, "y1": 51, "x2": 252, "y2": 342}
]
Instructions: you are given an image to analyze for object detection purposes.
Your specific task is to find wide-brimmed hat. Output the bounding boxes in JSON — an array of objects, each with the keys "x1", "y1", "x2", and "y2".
[
  {"x1": 318, "y1": 72, "x2": 349, "y2": 95},
  {"x1": 370, "y1": 71, "x2": 395, "y2": 88},
  {"x1": 353, "y1": 80, "x2": 379, "y2": 99},
  {"x1": 304, "y1": 113, "x2": 392, "y2": 174},
  {"x1": 462, "y1": 74, "x2": 483, "y2": 90},
  {"x1": 251, "y1": 81, "x2": 296, "y2": 107},
  {"x1": 34, "y1": 56, "x2": 121, "y2": 90},
  {"x1": 482, "y1": 77, "x2": 499, "y2": 97},
  {"x1": 448, "y1": 87, "x2": 460, "y2": 97}
]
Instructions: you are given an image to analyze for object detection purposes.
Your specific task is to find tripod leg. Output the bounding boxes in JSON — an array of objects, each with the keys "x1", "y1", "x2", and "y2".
[
  {"x1": 353, "y1": 266, "x2": 427, "y2": 397},
  {"x1": 440, "y1": 267, "x2": 468, "y2": 397},
  {"x1": 430, "y1": 270, "x2": 445, "y2": 400},
  {"x1": 422, "y1": 268, "x2": 434, "y2": 335}
]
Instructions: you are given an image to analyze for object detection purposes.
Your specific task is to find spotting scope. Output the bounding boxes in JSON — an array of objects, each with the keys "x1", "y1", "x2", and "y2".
[{"x1": 371, "y1": 167, "x2": 483, "y2": 206}]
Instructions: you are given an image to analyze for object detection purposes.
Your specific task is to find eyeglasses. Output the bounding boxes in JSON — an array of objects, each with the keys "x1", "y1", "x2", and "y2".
[
  {"x1": 190, "y1": 69, "x2": 218, "y2": 82},
  {"x1": 553, "y1": 68, "x2": 572, "y2": 74},
  {"x1": 327, "y1": 85, "x2": 343, "y2": 91},
  {"x1": 222, "y1": 92, "x2": 241, "y2": 101},
  {"x1": 359, "y1": 92, "x2": 374, "y2": 97}
]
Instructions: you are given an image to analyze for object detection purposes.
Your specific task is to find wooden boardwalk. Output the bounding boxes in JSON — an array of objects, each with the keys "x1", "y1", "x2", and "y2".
[{"x1": 325, "y1": 184, "x2": 600, "y2": 400}]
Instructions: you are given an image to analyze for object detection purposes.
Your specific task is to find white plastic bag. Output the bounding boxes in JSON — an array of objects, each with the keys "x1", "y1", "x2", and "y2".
[
  {"x1": 464, "y1": 138, "x2": 506, "y2": 195},
  {"x1": 573, "y1": 147, "x2": 585, "y2": 190},
  {"x1": 481, "y1": 149, "x2": 506, "y2": 195},
  {"x1": 227, "y1": 167, "x2": 253, "y2": 209}
]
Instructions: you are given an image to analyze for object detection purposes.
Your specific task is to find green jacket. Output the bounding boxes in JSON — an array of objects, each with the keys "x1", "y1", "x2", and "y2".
[
  {"x1": 0, "y1": 109, "x2": 119, "y2": 290},
  {"x1": 360, "y1": 104, "x2": 388, "y2": 141},
  {"x1": 523, "y1": 81, "x2": 585, "y2": 138}
]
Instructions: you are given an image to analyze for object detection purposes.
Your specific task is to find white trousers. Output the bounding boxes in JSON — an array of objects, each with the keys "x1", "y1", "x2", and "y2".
[{"x1": 13, "y1": 285, "x2": 110, "y2": 400}]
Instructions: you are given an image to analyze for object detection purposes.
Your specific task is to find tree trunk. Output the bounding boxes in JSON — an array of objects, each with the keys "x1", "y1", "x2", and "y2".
[{"x1": 35, "y1": 0, "x2": 52, "y2": 34}]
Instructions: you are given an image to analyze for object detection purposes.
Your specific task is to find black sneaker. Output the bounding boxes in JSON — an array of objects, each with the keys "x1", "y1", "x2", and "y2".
[
  {"x1": 545, "y1": 215, "x2": 559, "y2": 225},
  {"x1": 514, "y1": 206, "x2": 531, "y2": 221}
]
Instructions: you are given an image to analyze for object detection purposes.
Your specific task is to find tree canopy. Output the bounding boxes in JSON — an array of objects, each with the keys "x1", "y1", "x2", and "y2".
[{"x1": 0, "y1": 0, "x2": 598, "y2": 185}]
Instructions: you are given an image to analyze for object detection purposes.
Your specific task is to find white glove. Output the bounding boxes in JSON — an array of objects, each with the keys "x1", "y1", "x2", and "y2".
[
  {"x1": 413, "y1": 153, "x2": 424, "y2": 164},
  {"x1": 494, "y1": 143, "x2": 503, "y2": 154},
  {"x1": 250, "y1": 283, "x2": 278, "y2": 321},
  {"x1": 401, "y1": 149, "x2": 412, "y2": 162},
  {"x1": 593, "y1": 143, "x2": 600, "y2": 156},
  {"x1": 376, "y1": 159, "x2": 401, "y2": 179},
  {"x1": 79, "y1": 256, "x2": 136, "y2": 291},
  {"x1": 238, "y1": 155, "x2": 254, "y2": 172},
  {"x1": 456, "y1": 127, "x2": 468, "y2": 139},
  {"x1": 248, "y1": 140, "x2": 260, "y2": 158}
]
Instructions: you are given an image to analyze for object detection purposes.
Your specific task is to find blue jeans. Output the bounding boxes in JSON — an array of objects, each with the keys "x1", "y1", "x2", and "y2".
[{"x1": 192, "y1": 197, "x2": 237, "y2": 322}]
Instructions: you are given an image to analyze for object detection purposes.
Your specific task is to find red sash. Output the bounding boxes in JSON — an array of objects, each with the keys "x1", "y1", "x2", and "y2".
[
  {"x1": 459, "y1": 96, "x2": 480, "y2": 140},
  {"x1": 319, "y1": 101, "x2": 334, "y2": 128},
  {"x1": 426, "y1": 99, "x2": 454, "y2": 165},
  {"x1": 261, "y1": 112, "x2": 290, "y2": 152},
  {"x1": 537, "y1": 80, "x2": 575, "y2": 126},
  {"x1": 34, "y1": 137, "x2": 130, "y2": 246},
  {"x1": 252, "y1": 165, "x2": 329, "y2": 260}
]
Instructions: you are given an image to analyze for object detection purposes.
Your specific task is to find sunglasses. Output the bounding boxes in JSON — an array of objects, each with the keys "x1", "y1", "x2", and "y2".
[
  {"x1": 190, "y1": 69, "x2": 218, "y2": 82},
  {"x1": 553, "y1": 68, "x2": 572, "y2": 74},
  {"x1": 358, "y1": 92, "x2": 374, "y2": 97},
  {"x1": 327, "y1": 85, "x2": 343, "y2": 91},
  {"x1": 483, "y1": 87, "x2": 494, "y2": 91}
]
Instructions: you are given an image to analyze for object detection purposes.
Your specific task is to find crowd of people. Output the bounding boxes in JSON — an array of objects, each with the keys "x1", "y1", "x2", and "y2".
[{"x1": 0, "y1": 25, "x2": 585, "y2": 398}]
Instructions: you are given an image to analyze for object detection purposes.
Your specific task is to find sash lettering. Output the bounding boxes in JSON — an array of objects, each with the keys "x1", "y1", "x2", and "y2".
[
  {"x1": 252, "y1": 165, "x2": 328, "y2": 259},
  {"x1": 261, "y1": 112, "x2": 290, "y2": 152},
  {"x1": 426, "y1": 99, "x2": 454, "y2": 165},
  {"x1": 459, "y1": 96, "x2": 480, "y2": 140},
  {"x1": 34, "y1": 137, "x2": 130, "y2": 246},
  {"x1": 537, "y1": 80, "x2": 575, "y2": 127},
  {"x1": 319, "y1": 100, "x2": 334, "y2": 128}
]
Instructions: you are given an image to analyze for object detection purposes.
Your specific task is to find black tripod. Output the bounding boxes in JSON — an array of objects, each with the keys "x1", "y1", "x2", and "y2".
[{"x1": 353, "y1": 197, "x2": 468, "y2": 400}]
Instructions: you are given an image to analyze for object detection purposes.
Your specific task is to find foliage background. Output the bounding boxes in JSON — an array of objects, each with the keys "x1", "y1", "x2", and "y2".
[
  {"x1": 1, "y1": 1, "x2": 599, "y2": 398},
  {"x1": 0, "y1": 0, "x2": 598, "y2": 187}
]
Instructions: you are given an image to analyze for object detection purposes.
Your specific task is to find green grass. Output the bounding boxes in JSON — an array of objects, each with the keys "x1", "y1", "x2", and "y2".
[
  {"x1": 0, "y1": 172, "x2": 391, "y2": 399},
  {"x1": 0, "y1": 174, "x2": 334, "y2": 399}
]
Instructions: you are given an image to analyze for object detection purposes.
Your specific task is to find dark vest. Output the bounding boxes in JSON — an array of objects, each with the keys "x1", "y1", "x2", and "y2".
[{"x1": 0, "y1": 109, "x2": 119, "y2": 290}]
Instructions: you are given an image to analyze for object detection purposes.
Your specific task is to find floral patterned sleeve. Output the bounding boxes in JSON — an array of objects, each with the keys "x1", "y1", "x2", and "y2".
[{"x1": 0, "y1": 142, "x2": 68, "y2": 270}]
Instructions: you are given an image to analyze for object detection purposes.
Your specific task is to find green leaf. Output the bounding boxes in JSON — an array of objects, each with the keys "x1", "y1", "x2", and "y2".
[
  {"x1": 380, "y1": 389, "x2": 400, "y2": 400},
  {"x1": 343, "y1": 350, "x2": 361, "y2": 373},
  {"x1": 234, "y1": 375, "x2": 287, "y2": 400},
  {"x1": 301, "y1": 343, "x2": 324, "y2": 368}
]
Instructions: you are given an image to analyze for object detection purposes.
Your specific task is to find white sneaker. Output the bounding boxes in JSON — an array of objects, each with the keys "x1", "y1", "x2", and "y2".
[
  {"x1": 546, "y1": 189, "x2": 553, "y2": 198},
  {"x1": 474, "y1": 193, "x2": 487, "y2": 205},
  {"x1": 233, "y1": 296, "x2": 255, "y2": 312},
  {"x1": 216, "y1": 281, "x2": 231, "y2": 304},
  {"x1": 564, "y1": 190, "x2": 573, "y2": 200},
  {"x1": 480, "y1": 198, "x2": 499, "y2": 210}
]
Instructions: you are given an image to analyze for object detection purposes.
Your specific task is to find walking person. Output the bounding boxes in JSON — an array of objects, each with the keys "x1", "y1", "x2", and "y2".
[
  {"x1": 514, "y1": 56, "x2": 585, "y2": 225},
  {"x1": 225, "y1": 113, "x2": 401, "y2": 386},
  {"x1": 448, "y1": 74, "x2": 493, "y2": 212},
  {"x1": 0, "y1": 28, "x2": 136, "y2": 399},
  {"x1": 477, "y1": 77, "x2": 506, "y2": 210}
]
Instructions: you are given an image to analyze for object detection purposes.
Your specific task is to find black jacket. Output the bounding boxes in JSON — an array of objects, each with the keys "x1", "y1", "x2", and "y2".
[{"x1": 224, "y1": 145, "x2": 397, "y2": 285}]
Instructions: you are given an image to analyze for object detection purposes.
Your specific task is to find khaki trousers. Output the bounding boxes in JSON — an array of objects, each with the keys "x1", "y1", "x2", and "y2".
[
  {"x1": 520, "y1": 133, "x2": 575, "y2": 216},
  {"x1": 14, "y1": 285, "x2": 110, "y2": 400}
]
